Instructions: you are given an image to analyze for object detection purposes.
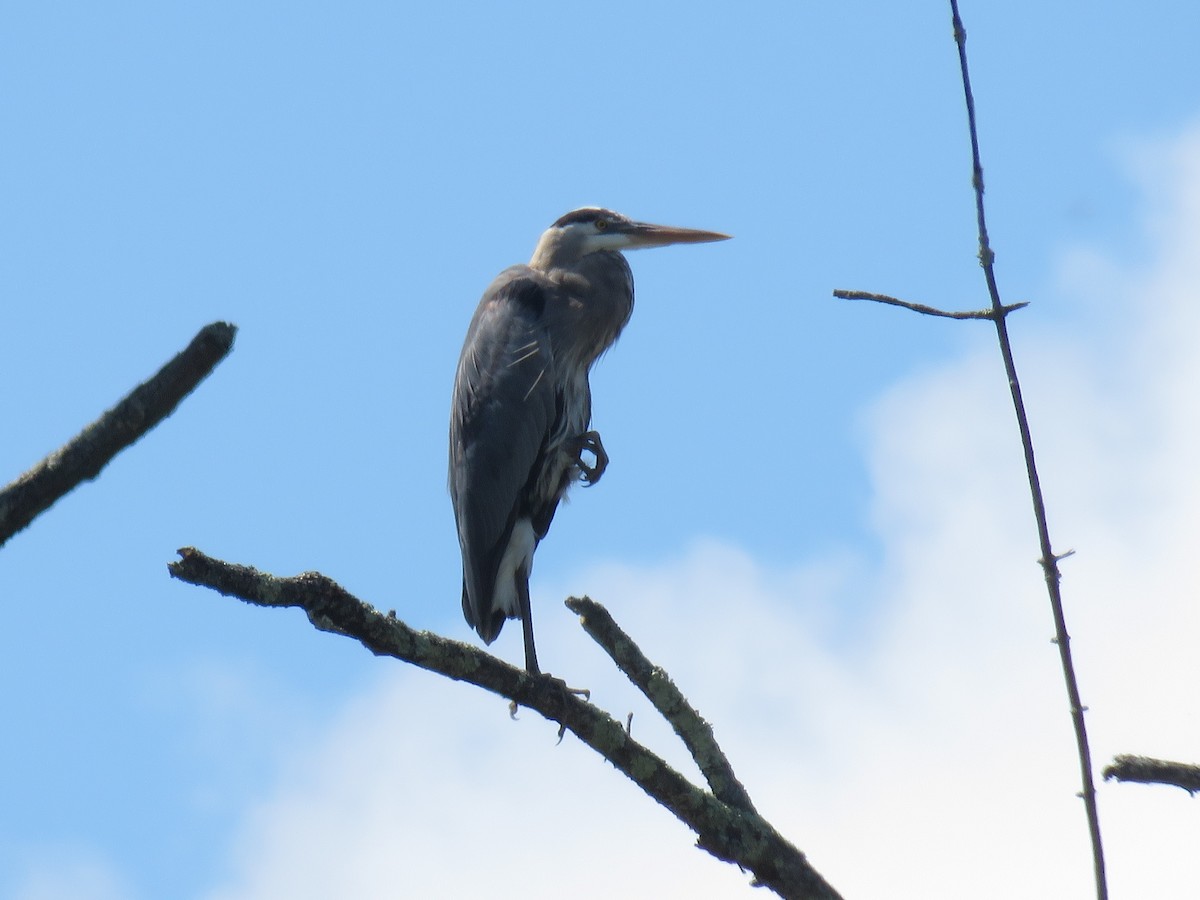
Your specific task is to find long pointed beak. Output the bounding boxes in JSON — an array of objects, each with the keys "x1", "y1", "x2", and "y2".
[{"x1": 622, "y1": 221, "x2": 732, "y2": 249}]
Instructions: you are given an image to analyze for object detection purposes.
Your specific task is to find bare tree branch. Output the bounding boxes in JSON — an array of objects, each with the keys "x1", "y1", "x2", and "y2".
[
  {"x1": 168, "y1": 547, "x2": 844, "y2": 900},
  {"x1": 0, "y1": 322, "x2": 237, "y2": 548},
  {"x1": 565, "y1": 595, "x2": 757, "y2": 814},
  {"x1": 947, "y1": 5, "x2": 1107, "y2": 895},
  {"x1": 1103, "y1": 755, "x2": 1200, "y2": 795},
  {"x1": 831, "y1": 289, "x2": 1028, "y2": 320},
  {"x1": 829, "y1": 5, "x2": 1109, "y2": 897}
]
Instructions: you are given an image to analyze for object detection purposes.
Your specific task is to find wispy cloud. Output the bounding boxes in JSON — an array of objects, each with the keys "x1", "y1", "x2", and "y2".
[{"x1": 10, "y1": 847, "x2": 134, "y2": 900}]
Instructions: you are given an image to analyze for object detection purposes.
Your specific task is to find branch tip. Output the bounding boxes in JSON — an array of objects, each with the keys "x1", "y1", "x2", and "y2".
[
  {"x1": 0, "y1": 325, "x2": 238, "y2": 548},
  {"x1": 1104, "y1": 755, "x2": 1200, "y2": 795}
]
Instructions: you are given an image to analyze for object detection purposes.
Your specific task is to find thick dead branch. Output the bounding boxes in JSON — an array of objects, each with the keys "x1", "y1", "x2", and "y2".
[
  {"x1": 168, "y1": 547, "x2": 843, "y2": 900},
  {"x1": 566, "y1": 595, "x2": 757, "y2": 814},
  {"x1": 0, "y1": 322, "x2": 237, "y2": 548},
  {"x1": 1103, "y1": 755, "x2": 1200, "y2": 795},
  {"x1": 832, "y1": 289, "x2": 1027, "y2": 320}
]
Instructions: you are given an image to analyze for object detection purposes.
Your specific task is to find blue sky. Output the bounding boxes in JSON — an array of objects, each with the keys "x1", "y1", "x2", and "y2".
[{"x1": 4, "y1": 2, "x2": 1200, "y2": 898}]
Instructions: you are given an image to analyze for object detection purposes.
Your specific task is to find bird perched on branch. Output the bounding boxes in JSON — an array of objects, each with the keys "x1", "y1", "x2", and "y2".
[{"x1": 449, "y1": 208, "x2": 729, "y2": 675}]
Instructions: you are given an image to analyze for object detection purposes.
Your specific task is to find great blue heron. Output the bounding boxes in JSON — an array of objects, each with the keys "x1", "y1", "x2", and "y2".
[{"x1": 449, "y1": 207, "x2": 729, "y2": 675}]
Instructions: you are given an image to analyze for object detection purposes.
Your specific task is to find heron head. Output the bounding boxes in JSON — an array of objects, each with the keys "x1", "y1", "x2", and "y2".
[{"x1": 531, "y1": 207, "x2": 730, "y2": 269}]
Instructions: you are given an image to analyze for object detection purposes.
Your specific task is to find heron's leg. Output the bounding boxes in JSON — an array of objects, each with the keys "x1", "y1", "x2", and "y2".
[
  {"x1": 575, "y1": 430, "x2": 609, "y2": 486},
  {"x1": 507, "y1": 567, "x2": 591, "y2": 731},
  {"x1": 516, "y1": 567, "x2": 540, "y2": 676}
]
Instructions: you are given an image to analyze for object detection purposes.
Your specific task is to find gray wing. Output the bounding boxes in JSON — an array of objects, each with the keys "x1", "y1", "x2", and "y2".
[{"x1": 449, "y1": 266, "x2": 558, "y2": 639}]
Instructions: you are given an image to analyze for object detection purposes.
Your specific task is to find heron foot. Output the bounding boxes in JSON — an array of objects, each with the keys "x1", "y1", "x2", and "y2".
[
  {"x1": 508, "y1": 674, "x2": 591, "y2": 743},
  {"x1": 575, "y1": 430, "x2": 608, "y2": 486}
]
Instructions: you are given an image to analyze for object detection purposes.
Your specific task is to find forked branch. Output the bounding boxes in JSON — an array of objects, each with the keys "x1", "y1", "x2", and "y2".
[
  {"x1": 566, "y1": 595, "x2": 757, "y2": 814},
  {"x1": 168, "y1": 548, "x2": 843, "y2": 900}
]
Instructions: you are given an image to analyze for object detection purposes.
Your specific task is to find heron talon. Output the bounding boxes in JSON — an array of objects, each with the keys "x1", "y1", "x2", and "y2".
[
  {"x1": 575, "y1": 430, "x2": 609, "y2": 486},
  {"x1": 518, "y1": 673, "x2": 591, "y2": 743},
  {"x1": 536, "y1": 672, "x2": 590, "y2": 701}
]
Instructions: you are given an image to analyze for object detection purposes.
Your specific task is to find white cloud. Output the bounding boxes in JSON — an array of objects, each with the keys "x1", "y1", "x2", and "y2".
[
  {"x1": 201, "y1": 124, "x2": 1200, "y2": 899},
  {"x1": 10, "y1": 848, "x2": 135, "y2": 900}
]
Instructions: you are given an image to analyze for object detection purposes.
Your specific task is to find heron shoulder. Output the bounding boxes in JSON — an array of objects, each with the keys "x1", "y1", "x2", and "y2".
[
  {"x1": 454, "y1": 267, "x2": 558, "y2": 426},
  {"x1": 474, "y1": 265, "x2": 557, "y2": 317}
]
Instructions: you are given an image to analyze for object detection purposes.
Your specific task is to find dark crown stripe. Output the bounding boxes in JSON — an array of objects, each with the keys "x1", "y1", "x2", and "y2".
[{"x1": 551, "y1": 208, "x2": 622, "y2": 228}]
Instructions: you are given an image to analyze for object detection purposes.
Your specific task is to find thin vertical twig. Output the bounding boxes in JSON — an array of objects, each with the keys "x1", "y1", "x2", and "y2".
[{"x1": 949, "y1": 3, "x2": 1108, "y2": 897}]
